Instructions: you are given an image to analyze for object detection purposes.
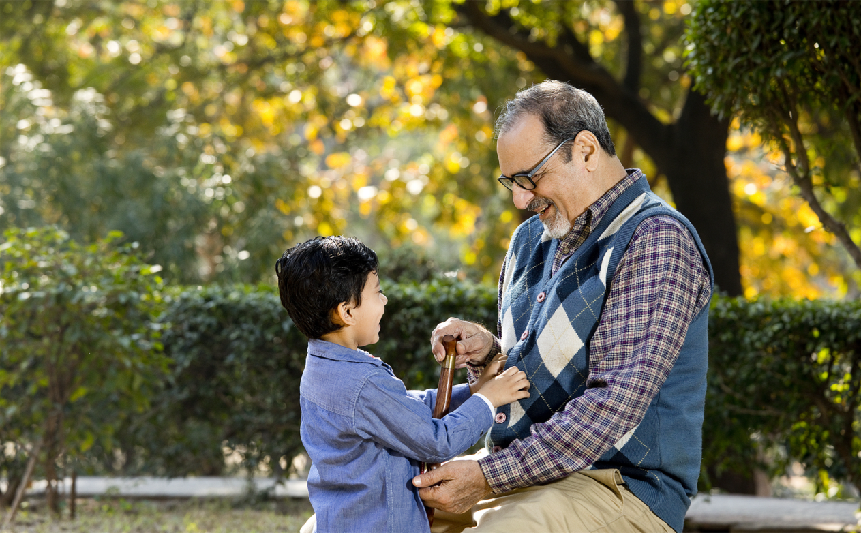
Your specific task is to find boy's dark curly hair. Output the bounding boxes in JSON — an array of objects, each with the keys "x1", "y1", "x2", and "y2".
[{"x1": 274, "y1": 236, "x2": 378, "y2": 339}]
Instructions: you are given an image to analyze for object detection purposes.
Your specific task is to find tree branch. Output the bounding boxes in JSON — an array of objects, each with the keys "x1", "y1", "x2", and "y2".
[
  {"x1": 775, "y1": 82, "x2": 861, "y2": 270},
  {"x1": 456, "y1": 3, "x2": 616, "y2": 92},
  {"x1": 454, "y1": 2, "x2": 670, "y2": 163},
  {"x1": 614, "y1": 0, "x2": 642, "y2": 92}
]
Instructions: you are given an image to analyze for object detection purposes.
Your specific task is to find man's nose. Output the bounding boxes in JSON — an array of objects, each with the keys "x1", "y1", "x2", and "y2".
[{"x1": 512, "y1": 185, "x2": 534, "y2": 210}]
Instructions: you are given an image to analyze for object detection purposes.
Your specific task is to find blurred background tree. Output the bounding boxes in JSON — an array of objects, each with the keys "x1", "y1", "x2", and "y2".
[
  {"x1": 0, "y1": 0, "x2": 857, "y2": 295},
  {"x1": 686, "y1": 0, "x2": 861, "y2": 298}
]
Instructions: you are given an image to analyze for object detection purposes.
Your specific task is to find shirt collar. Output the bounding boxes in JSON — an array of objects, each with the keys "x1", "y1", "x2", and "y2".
[
  {"x1": 558, "y1": 169, "x2": 644, "y2": 245},
  {"x1": 307, "y1": 338, "x2": 383, "y2": 365}
]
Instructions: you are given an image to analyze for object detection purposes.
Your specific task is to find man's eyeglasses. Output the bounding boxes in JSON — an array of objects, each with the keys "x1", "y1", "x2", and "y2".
[{"x1": 497, "y1": 137, "x2": 575, "y2": 191}]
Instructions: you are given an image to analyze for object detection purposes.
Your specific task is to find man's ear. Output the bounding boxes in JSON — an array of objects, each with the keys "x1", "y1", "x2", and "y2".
[
  {"x1": 331, "y1": 302, "x2": 355, "y2": 327},
  {"x1": 574, "y1": 131, "x2": 599, "y2": 170}
]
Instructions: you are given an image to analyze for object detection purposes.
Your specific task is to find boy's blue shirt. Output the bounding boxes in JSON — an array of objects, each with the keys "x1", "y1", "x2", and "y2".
[{"x1": 300, "y1": 338, "x2": 494, "y2": 533}]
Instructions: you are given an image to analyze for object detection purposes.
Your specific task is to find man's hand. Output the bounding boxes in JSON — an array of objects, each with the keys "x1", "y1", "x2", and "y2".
[
  {"x1": 412, "y1": 458, "x2": 493, "y2": 514},
  {"x1": 431, "y1": 318, "x2": 494, "y2": 369}
]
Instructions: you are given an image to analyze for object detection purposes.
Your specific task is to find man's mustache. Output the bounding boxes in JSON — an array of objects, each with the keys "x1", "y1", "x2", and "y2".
[{"x1": 527, "y1": 198, "x2": 552, "y2": 212}]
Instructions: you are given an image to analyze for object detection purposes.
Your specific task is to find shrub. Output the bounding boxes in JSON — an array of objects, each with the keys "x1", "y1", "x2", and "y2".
[
  {"x1": 705, "y1": 297, "x2": 861, "y2": 494},
  {"x1": 0, "y1": 227, "x2": 167, "y2": 512}
]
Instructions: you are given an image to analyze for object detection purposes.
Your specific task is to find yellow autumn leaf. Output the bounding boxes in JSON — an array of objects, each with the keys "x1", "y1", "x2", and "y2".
[
  {"x1": 726, "y1": 135, "x2": 745, "y2": 152},
  {"x1": 350, "y1": 173, "x2": 368, "y2": 191},
  {"x1": 380, "y1": 76, "x2": 398, "y2": 100},
  {"x1": 317, "y1": 222, "x2": 333, "y2": 236},
  {"x1": 431, "y1": 27, "x2": 447, "y2": 49},
  {"x1": 325, "y1": 152, "x2": 351, "y2": 169}
]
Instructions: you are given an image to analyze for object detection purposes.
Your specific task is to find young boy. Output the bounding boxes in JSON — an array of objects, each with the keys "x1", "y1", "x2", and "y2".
[{"x1": 275, "y1": 236, "x2": 530, "y2": 533}]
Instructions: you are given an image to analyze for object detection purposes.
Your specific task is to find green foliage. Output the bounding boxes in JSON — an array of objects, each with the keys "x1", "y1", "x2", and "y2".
[
  {"x1": 705, "y1": 297, "x2": 861, "y2": 493},
  {"x1": 686, "y1": 0, "x2": 861, "y2": 272},
  {"x1": 0, "y1": 227, "x2": 167, "y2": 504},
  {"x1": 102, "y1": 285, "x2": 308, "y2": 478},
  {"x1": 685, "y1": 0, "x2": 860, "y2": 125},
  {"x1": 0, "y1": 65, "x2": 308, "y2": 285}
]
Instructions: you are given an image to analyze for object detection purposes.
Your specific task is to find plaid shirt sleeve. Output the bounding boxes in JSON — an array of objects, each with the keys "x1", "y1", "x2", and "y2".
[{"x1": 478, "y1": 215, "x2": 712, "y2": 492}]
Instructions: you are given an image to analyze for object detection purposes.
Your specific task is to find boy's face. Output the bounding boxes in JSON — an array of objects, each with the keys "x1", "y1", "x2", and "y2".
[{"x1": 351, "y1": 271, "x2": 387, "y2": 347}]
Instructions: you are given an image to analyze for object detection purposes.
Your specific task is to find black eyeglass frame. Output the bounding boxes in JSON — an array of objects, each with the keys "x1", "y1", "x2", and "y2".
[{"x1": 497, "y1": 137, "x2": 576, "y2": 191}]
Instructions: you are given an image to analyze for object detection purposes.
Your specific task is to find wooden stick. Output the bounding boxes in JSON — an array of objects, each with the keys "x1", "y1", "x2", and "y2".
[{"x1": 422, "y1": 334, "x2": 458, "y2": 526}]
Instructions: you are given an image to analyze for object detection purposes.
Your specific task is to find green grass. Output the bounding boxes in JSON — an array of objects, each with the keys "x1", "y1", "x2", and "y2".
[{"x1": 2, "y1": 498, "x2": 313, "y2": 533}]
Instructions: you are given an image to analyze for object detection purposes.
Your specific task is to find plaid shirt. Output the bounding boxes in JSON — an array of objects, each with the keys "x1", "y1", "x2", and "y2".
[{"x1": 473, "y1": 169, "x2": 712, "y2": 492}]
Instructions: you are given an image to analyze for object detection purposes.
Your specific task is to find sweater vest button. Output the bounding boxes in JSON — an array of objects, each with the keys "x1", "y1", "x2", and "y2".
[
  {"x1": 520, "y1": 330, "x2": 528, "y2": 341},
  {"x1": 495, "y1": 412, "x2": 507, "y2": 424},
  {"x1": 537, "y1": 291, "x2": 546, "y2": 302}
]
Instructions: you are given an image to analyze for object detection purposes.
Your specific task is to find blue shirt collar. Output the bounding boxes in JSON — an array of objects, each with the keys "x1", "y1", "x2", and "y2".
[{"x1": 307, "y1": 338, "x2": 384, "y2": 366}]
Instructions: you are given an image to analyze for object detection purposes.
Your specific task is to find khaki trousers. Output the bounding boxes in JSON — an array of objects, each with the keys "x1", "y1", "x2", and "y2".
[
  {"x1": 299, "y1": 469, "x2": 674, "y2": 533},
  {"x1": 430, "y1": 469, "x2": 674, "y2": 533}
]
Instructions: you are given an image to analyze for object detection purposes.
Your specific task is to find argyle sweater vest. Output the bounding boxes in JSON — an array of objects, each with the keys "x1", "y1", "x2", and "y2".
[{"x1": 489, "y1": 176, "x2": 713, "y2": 532}]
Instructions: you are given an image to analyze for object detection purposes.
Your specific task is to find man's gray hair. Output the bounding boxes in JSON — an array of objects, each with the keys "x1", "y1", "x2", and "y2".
[{"x1": 495, "y1": 80, "x2": 616, "y2": 157}]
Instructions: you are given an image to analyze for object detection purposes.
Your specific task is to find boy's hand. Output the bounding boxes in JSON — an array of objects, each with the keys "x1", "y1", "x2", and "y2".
[
  {"x1": 469, "y1": 354, "x2": 507, "y2": 395},
  {"x1": 476, "y1": 367, "x2": 530, "y2": 408}
]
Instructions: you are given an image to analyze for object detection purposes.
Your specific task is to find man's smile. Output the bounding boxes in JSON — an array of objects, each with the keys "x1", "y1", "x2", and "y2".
[{"x1": 528, "y1": 198, "x2": 553, "y2": 219}]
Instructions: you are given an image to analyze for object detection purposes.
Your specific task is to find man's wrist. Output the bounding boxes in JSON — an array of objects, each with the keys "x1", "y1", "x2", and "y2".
[
  {"x1": 466, "y1": 335, "x2": 500, "y2": 369},
  {"x1": 478, "y1": 446, "x2": 526, "y2": 494},
  {"x1": 477, "y1": 454, "x2": 504, "y2": 495}
]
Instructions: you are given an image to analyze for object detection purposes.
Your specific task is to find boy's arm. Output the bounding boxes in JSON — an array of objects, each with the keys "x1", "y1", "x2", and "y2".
[
  {"x1": 409, "y1": 354, "x2": 506, "y2": 413},
  {"x1": 407, "y1": 383, "x2": 472, "y2": 413},
  {"x1": 355, "y1": 371, "x2": 494, "y2": 464}
]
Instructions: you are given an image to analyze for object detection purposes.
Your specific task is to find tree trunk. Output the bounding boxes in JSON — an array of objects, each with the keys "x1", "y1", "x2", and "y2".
[
  {"x1": 655, "y1": 90, "x2": 742, "y2": 296},
  {"x1": 43, "y1": 412, "x2": 62, "y2": 516},
  {"x1": 0, "y1": 476, "x2": 20, "y2": 507},
  {"x1": 0, "y1": 439, "x2": 41, "y2": 531}
]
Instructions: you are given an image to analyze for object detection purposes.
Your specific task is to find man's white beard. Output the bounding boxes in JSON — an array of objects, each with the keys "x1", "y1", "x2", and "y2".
[
  {"x1": 528, "y1": 197, "x2": 571, "y2": 240},
  {"x1": 543, "y1": 208, "x2": 572, "y2": 240}
]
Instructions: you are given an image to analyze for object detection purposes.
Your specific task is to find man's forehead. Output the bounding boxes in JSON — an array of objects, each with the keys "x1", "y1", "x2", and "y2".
[
  {"x1": 498, "y1": 115, "x2": 549, "y2": 167},
  {"x1": 501, "y1": 113, "x2": 544, "y2": 139}
]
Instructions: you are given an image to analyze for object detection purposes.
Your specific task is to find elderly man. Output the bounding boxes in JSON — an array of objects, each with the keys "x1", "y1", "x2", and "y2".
[{"x1": 414, "y1": 80, "x2": 713, "y2": 533}]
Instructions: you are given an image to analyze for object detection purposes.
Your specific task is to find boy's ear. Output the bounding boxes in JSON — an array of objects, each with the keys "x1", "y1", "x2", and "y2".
[{"x1": 331, "y1": 302, "x2": 354, "y2": 327}]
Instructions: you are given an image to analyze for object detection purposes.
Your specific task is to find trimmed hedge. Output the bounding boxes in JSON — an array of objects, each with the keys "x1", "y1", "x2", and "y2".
[{"x1": 706, "y1": 297, "x2": 861, "y2": 493}]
